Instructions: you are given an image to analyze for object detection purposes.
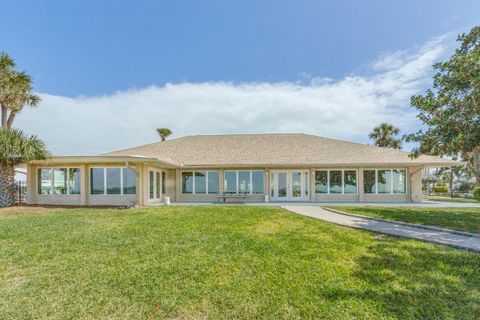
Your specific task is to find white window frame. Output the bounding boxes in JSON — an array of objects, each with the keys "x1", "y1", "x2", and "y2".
[
  {"x1": 223, "y1": 170, "x2": 265, "y2": 195},
  {"x1": 314, "y1": 169, "x2": 358, "y2": 195},
  {"x1": 181, "y1": 170, "x2": 219, "y2": 195},
  {"x1": 90, "y1": 167, "x2": 136, "y2": 195},
  {"x1": 363, "y1": 169, "x2": 407, "y2": 195},
  {"x1": 37, "y1": 167, "x2": 81, "y2": 195}
]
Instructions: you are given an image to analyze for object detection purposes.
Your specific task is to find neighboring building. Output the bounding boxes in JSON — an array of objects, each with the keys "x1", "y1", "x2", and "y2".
[{"x1": 25, "y1": 133, "x2": 457, "y2": 206}]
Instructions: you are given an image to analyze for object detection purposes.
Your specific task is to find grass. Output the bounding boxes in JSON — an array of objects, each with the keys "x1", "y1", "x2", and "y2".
[
  {"x1": 425, "y1": 195, "x2": 480, "y2": 203},
  {"x1": 1, "y1": 206, "x2": 479, "y2": 319},
  {"x1": 330, "y1": 206, "x2": 480, "y2": 234}
]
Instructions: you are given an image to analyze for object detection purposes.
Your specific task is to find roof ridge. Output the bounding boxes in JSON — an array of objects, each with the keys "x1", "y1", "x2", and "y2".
[{"x1": 183, "y1": 133, "x2": 305, "y2": 137}]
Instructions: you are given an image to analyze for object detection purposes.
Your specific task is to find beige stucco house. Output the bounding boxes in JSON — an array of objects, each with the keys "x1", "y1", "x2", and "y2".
[{"x1": 25, "y1": 133, "x2": 457, "y2": 206}]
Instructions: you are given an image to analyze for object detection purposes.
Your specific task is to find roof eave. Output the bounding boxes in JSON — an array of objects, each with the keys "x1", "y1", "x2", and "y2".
[
  {"x1": 28, "y1": 156, "x2": 178, "y2": 168},
  {"x1": 178, "y1": 161, "x2": 464, "y2": 169}
]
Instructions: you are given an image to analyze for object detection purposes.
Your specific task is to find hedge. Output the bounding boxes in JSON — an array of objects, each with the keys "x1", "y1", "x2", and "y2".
[
  {"x1": 433, "y1": 185, "x2": 449, "y2": 194},
  {"x1": 474, "y1": 187, "x2": 480, "y2": 200}
]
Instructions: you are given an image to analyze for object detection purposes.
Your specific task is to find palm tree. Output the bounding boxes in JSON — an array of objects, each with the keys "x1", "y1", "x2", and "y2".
[
  {"x1": 369, "y1": 123, "x2": 402, "y2": 149},
  {"x1": 0, "y1": 52, "x2": 40, "y2": 129},
  {"x1": 0, "y1": 128, "x2": 49, "y2": 207},
  {"x1": 156, "y1": 128, "x2": 172, "y2": 141}
]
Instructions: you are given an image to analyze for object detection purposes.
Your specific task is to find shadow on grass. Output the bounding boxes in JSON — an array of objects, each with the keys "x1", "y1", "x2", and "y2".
[{"x1": 344, "y1": 236, "x2": 480, "y2": 319}]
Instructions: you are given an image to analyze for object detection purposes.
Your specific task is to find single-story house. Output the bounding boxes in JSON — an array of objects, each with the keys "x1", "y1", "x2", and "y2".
[{"x1": 25, "y1": 133, "x2": 457, "y2": 206}]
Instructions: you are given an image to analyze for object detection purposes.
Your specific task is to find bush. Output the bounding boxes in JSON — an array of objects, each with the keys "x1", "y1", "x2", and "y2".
[
  {"x1": 433, "y1": 185, "x2": 449, "y2": 194},
  {"x1": 458, "y1": 182, "x2": 471, "y2": 193},
  {"x1": 473, "y1": 187, "x2": 480, "y2": 201}
]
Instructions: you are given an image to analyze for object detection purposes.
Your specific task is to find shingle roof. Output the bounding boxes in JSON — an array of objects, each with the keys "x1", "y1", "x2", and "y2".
[{"x1": 102, "y1": 133, "x2": 459, "y2": 168}]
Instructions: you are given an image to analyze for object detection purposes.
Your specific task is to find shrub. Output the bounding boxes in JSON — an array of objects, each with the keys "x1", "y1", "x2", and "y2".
[
  {"x1": 433, "y1": 185, "x2": 449, "y2": 194},
  {"x1": 458, "y1": 182, "x2": 471, "y2": 193},
  {"x1": 473, "y1": 187, "x2": 480, "y2": 201}
]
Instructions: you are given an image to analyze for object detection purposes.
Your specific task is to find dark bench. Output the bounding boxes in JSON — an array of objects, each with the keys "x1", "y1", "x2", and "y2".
[{"x1": 218, "y1": 191, "x2": 248, "y2": 203}]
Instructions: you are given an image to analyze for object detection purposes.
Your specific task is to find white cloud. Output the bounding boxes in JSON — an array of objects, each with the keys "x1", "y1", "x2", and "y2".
[{"x1": 16, "y1": 36, "x2": 450, "y2": 155}]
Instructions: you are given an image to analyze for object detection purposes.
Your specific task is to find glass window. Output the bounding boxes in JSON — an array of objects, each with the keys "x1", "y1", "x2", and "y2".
[
  {"x1": 344, "y1": 171, "x2": 357, "y2": 194},
  {"x1": 278, "y1": 172, "x2": 287, "y2": 197},
  {"x1": 68, "y1": 168, "x2": 81, "y2": 194},
  {"x1": 38, "y1": 168, "x2": 53, "y2": 194},
  {"x1": 377, "y1": 170, "x2": 392, "y2": 194},
  {"x1": 122, "y1": 168, "x2": 136, "y2": 195},
  {"x1": 195, "y1": 171, "x2": 206, "y2": 194},
  {"x1": 270, "y1": 174, "x2": 274, "y2": 197},
  {"x1": 149, "y1": 171, "x2": 155, "y2": 198},
  {"x1": 292, "y1": 172, "x2": 302, "y2": 197},
  {"x1": 238, "y1": 171, "x2": 250, "y2": 194},
  {"x1": 329, "y1": 170, "x2": 342, "y2": 194},
  {"x1": 305, "y1": 172, "x2": 309, "y2": 196},
  {"x1": 162, "y1": 172, "x2": 166, "y2": 194},
  {"x1": 208, "y1": 172, "x2": 219, "y2": 194},
  {"x1": 182, "y1": 172, "x2": 193, "y2": 194},
  {"x1": 252, "y1": 171, "x2": 264, "y2": 194},
  {"x1": 53, "y1": 169, "x2": 67, "y2": 195},
  {"x1": 315, "y1": 171, "x2": 328, "y2": 194},
  {"x1": 224, "y1": 171, "x2": 237, "y2": 194},
  {"x1": 90, "y1": 168, "x2": 105, "y2": 194},
  {"x1": 363, "y1": 170, "x2": 376, "y2": 194},
  {"x1": 39, "y1": 168, "x2": 82, "y2": 195},
  {"x1": 393, "y1": 170, "x2": 406, "y2": 194},
  {"x1": 106, "y1": 168, "x2": 121, "y2": 194},
  {"x1": 156, "y1": 172, "x2": 161, "y2": 198}
]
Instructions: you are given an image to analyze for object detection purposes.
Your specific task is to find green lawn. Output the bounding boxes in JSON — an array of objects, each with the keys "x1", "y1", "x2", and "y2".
[
  {"x1": 329, "y1": 206, "x2": 480, "y2": 234},
  {"x1": 1, "y1": 206, "x2": 480, "y2": 319},
  {"x1": 425, "y1": 195, "x2": 480, "y2": 203}
]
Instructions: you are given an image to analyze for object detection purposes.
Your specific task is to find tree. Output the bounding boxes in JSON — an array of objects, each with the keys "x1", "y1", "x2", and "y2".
[
  {"x1": 0, "y1": 52, "x2": 40, "y2": 128},
  {"x1": 368, "y1": 123, "x2": 402, "y2": 149},
  {"x1": 405, "y1": 26, "x2": 480, "y2": 186},
  {"x1": 156, "y1": 128, "x2": 172, "y2": 141},
  {"x1": 0, "y1": 128, "x2": 49, "y2": 207}
]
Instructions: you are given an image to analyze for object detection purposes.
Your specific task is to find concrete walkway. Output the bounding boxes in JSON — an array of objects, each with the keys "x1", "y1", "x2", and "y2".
[{"x1": 283, "y1": 206, "x2": 480, "y2": 252}]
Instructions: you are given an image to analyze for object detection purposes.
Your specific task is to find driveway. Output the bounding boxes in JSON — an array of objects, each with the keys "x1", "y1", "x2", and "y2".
[{"x1": 283, "y1": 206, "x2": 480, "y2": 252}]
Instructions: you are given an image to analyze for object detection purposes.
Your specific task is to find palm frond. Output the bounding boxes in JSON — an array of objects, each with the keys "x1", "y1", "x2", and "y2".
[{"x1": 0, "y1": 128, "x2": 49, "y2": 166}]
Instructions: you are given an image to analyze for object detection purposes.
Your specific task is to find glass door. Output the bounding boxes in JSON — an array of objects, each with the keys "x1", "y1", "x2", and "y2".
[
  {"x1": 291, "y1": 172, "x2": 302, "y2": 198},
  {"x1": 277, "y1": 172, "x2": 288, "y2": 199},
  {"x1": 271, "y1": 170, "x2": 308, "y2": 201}
]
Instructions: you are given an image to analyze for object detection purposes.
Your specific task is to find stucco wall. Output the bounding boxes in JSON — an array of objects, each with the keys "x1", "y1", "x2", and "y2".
[
  {"x1": 27, "y1": 162, "x2": 158, "y2": 207},
  {"x1": 26, "y1": 163, "x2": 426, "y2": 205}
]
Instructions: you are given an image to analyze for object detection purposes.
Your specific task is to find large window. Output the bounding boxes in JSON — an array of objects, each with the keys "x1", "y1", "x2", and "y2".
[
  {"x1": 315, "y1": 171, "x2": 328, "y2": 194},
  {"x1": 377, "y1": 170, "x2": 392, "y2": 194},
  {"x1": 149, "y1": 169, "x2": 164, "y2": 199},
  {"x1": 329, "y1": 170, "x2": 342, "y2": 194},
  {"x1": 224, "y1": 171, "x2": 236, "y2": 193},
  {"x1": 122, "y1": 168, "x2": 136, "y2": 194},
  {"x1": 37, "y1": 168, "x2": 81, "y2": 195},
  {"x1": 90, "y1": 167, "x2": 137, "y2": 195},
  {"x1": 363, "y1": 169, "x2": 407, "y2": 194},
  {"x1": 344, "y1": 170, "x2": 357, "y2": 194},
  {"x1": 315, "y1": 169, "x2": 357, "y2": 194},
  {"x1": 181, "y1": 171, "x2": 219, "y2": 194},
  {"x1": 207, "y1": 172, "x2": 219, "y2": 194},
  {"x1": 223, "y1": 170, "x2": 264, "y2": 195},
  {"x1": 181, "y1": 172, "x2": 193, "y2": 194},
  {"x1": 363, "y1": 170, "x2": 376, "y2": 194},
  {"x1": 393, "y1": 169, "x2": 406, "y2": 194},
  {"x1": 195, "y1": 171, "x2": 207, "y2": 194},
  {"x1": 162, "y1": 172, "x2": 167, "y2": 194},
  {"x1": 106, "y1": 168, "x2": 121, "y2": 194}
]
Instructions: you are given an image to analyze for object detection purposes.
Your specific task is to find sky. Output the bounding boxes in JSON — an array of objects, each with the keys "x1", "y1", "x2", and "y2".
[{"x1": 1, "y1": 0, "x2": 479, "y2": 155}]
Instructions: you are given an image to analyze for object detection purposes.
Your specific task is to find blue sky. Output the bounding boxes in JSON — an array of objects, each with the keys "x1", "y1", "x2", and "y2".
[{"x1": 2, "y1": 0, "x2": 479, "y2": 154}]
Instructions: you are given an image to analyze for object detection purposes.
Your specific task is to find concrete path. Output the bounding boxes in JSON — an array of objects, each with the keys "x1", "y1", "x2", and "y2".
[{"x1": 283, "y1": 206, "x2": 480, "y2": 252}]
